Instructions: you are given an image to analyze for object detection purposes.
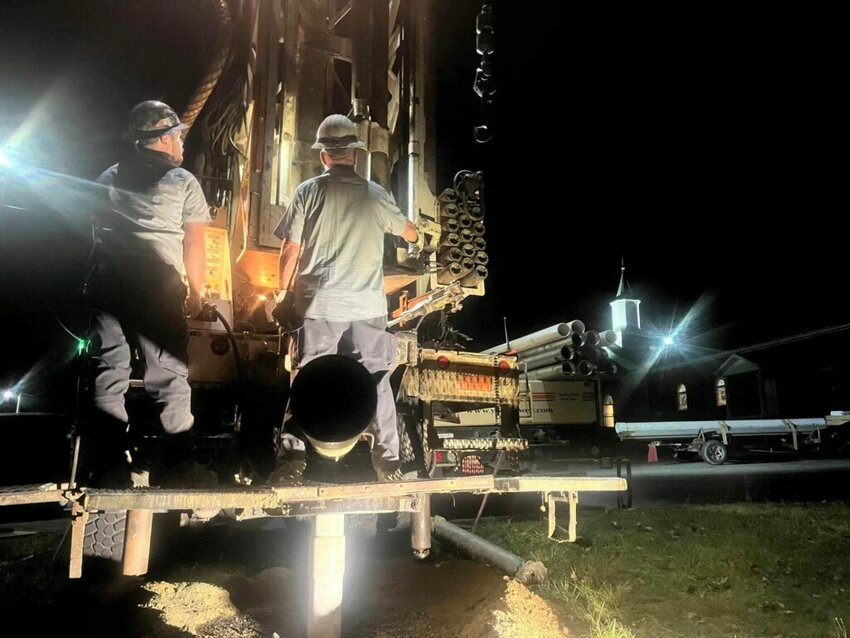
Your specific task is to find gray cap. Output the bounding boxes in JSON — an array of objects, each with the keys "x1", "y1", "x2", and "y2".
[
  {"x1": 311, "y1": 114, "x2": 366, "y2": 150},
  {"x1": 127, "y1": 100, "x2": 189, "y2": 142}
]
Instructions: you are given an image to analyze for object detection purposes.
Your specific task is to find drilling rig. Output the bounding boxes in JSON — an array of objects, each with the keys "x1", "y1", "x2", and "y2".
[{"x1": 177, "y1": 0, "x2": 518, "y2": 478}]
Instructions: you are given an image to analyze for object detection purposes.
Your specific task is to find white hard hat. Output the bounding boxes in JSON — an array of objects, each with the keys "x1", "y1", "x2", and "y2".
[{"x1": 312, "y1": 114, "x2": 366, "y2": 150}]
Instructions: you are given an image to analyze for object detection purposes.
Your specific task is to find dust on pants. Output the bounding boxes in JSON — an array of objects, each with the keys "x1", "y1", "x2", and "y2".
[{"x1": 291, "y1": 316, "x2": 399, "y2": 467}]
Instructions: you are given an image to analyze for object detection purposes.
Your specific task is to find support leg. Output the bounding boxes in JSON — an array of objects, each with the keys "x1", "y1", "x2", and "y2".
[
  {"x1": 308, "y1": 514, "x2": 346, "y2": 638},
  {"x1": 568, "y1": 491, "x2": 578, "y2": 543},
  {"x1": 69, "y1": 506, "x2": 88, "y2": 579},
  {"x1": 123, "y1": 509, "x2": 154, "y2": 576},
  {"x1": 411, "y1": 495, "x2": 431, "y2": 559}
]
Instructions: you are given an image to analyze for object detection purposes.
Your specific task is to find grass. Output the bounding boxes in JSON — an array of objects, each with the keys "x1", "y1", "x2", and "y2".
[{"x1": 475, "y1": 503, "x2": 850, "y2": 638}]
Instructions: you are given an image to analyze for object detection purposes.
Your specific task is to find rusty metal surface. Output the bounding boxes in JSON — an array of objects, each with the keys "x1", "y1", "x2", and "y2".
[
  {"x1": 80, "y1": 476, "x2": 494, "y2": 512},
  {"x1": 403, "y1": 350, "x2": 519, "y2": 404},
  {"x1": 123, "y1": 510, "x2": 154, "y2": 576},
  {"x1": 69, "y1": 506, "x2": 88, "y2": 580},
  {"x1": 0, "y1": 484, "x2": 66, "y2": 507},
  {"x1": 441, "y1": 437, "x2": 528, "y2": 451},
  {"x1": 3, "y1": 475, "x2": 627, "y2": 515}
]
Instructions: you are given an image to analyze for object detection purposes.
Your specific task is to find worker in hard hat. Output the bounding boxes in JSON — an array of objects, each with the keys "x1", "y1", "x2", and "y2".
[
  {"x1": 273, "y1": 114, "x2": 418, "y2": 482},
  {"x1": 84, "y1": 100, "x2": 213, "y2": 487}
]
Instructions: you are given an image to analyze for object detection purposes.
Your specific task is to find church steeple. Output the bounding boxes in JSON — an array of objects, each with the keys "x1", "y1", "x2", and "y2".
[
  {"x1": 616, "y1": 256, "x2": 630, "y2": 298},
  {"x1": 610, "y1": 257, "x2": 641, "y2": 343}
]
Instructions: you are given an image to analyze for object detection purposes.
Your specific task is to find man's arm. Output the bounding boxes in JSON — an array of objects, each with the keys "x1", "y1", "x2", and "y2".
[
  {"x1": 278, "y1": 238, "x2": 301, "y2": 293},
  {"x1": 183, "y1": 222, "x2": 207, "y2": 317}
]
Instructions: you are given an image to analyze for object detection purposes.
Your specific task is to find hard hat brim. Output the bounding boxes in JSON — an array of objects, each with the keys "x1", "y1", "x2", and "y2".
[{"x1": 311, "y1": 139, "x2": 367, "y2": 150}]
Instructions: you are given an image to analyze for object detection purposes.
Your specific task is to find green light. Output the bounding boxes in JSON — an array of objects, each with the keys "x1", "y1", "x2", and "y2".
[{"x1": 76, "y1": 338, "x2": 90, "y2": 355}]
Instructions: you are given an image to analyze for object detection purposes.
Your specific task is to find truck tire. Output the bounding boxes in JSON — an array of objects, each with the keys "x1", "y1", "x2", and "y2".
[
  {"x1": 83, "y1": 511, "x2": 126, "y2": 562},
  {"x1": 701, "y1": 440, "x2": 728, "y2": 465}
]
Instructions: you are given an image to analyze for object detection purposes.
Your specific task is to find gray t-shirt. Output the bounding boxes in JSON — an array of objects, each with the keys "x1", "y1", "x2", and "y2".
[
  {"x1": 274, "y1": 165, "x2": 408, "y2": 322},
  {"x1": 96, "y1": 164, "x2": 210, "y2": 272}
]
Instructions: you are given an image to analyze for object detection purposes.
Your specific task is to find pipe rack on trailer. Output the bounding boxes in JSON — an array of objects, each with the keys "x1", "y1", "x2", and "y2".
[
  {"x1": 616, "y1": 417, "x2": 850, "y2": 465},
  {"x1": 1, "y1": 475, "x2": 627, "y2": 638}
]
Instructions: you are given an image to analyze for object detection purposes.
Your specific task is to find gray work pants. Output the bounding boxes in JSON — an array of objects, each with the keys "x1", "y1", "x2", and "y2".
[
  {"x1": 87, "y1": 257, "x2": 193, "y2": 435},
  {"x1": 290, "y1": 316, "x2": 399, "y2": 468}
]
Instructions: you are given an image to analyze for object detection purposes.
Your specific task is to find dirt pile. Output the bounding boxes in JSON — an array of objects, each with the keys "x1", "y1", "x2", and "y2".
[
  {"x1": 143, "y1": 580, "x2": 265, "y2": 638},
  {"x1": 141, "y1": 559, "x2": 568, "y2": 637}
]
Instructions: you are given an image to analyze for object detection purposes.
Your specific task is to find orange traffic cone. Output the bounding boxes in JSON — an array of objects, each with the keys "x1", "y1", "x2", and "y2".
[{"x1": 647, "y1": 443, "x2": 659, "y2": 463}]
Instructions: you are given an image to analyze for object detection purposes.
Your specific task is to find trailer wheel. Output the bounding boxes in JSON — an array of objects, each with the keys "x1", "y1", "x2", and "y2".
[
  {"x1": 701, "y1": 440, "x2": 728, "y2": 465},
  {"x1": 83, "y1": 511, "x2": 126, "y2": 562}
]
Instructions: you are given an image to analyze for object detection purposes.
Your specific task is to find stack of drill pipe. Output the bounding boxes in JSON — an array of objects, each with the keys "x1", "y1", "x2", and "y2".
[
  {"x1": 440, "y1": 232, "x2": 460, "y2": 248},
  {"x1": 577, "y1": 344, "x2": 608, "y2": 365},
  {"x1": 437, "y1": 186, "x2": 488, "y2": 287},
  {"x1": 484, "y1": 320, "x2": 585, "y2": 354},
  {"x1": 598, "y1": 330, "x2": 617, "y2": 346},
  {"x1": 460, "y1": 264, "x2": 487, "y2": 286},
  {"x1": 440, "y1": 246, "x2": 463, "y2": 263},
  {"x1": 437, "y1": 261, "x2": 464, "y2": 284},
  {"x1": 576, "y1": 359, "x2": 595, "y2": 376},
  {"x1": 524, "y1": 361, "x2": 578, "y2": 380},
  {"x1": 519, "y1": 344, "x2": 576, "y2": 371},
  {"x1": 584, "y1": 330, "x2": 618, "y2": 347}
]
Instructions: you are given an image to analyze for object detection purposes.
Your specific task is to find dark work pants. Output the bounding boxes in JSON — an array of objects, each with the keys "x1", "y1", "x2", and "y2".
[{"x1": 86, "y1": 256, "x2": 193, "y2": 437}]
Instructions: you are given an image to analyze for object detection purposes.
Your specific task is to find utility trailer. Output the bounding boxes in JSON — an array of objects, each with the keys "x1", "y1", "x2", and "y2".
[{"x1": 616, "y1": 416, "x2": 850, "y2": 465}]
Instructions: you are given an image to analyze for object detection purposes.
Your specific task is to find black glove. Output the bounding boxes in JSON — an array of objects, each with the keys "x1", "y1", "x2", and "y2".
[{"x1": 271, "y1": 292, "x2": 301, "y2": 331}]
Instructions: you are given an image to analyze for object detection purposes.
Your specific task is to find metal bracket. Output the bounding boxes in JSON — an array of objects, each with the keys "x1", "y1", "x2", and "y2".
[{"x1": 546, "y1": 490, "x2": 579, "y2": 544}]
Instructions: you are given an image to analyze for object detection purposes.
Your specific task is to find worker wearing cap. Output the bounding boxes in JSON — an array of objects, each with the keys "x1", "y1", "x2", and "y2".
[
  {"x1": 273, "y1": 114, "x2": 418, "y2": 481},
  {"x1": 85, "y1": 100, "x2": 211, "y2": 485}
]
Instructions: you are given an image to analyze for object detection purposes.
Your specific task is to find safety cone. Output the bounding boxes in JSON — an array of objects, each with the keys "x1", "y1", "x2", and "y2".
[{"x1": 647, "y1": 443, "x2": 659, "y2": 463}]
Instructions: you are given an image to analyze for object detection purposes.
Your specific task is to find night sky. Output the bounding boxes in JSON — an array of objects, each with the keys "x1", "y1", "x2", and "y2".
[{"x1": 1, "y1": 0, "x2": 845, "y2": 392}]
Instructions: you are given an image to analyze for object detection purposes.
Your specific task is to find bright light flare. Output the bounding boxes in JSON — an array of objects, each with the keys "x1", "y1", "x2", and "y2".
[{"x1": 0, "y1": 148, "x2": 10, "y2": 167}]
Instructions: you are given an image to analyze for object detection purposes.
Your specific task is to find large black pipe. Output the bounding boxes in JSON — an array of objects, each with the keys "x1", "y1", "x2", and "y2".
[{"x1": 289, "y1": 355, "x2": 377, "y2": 456}]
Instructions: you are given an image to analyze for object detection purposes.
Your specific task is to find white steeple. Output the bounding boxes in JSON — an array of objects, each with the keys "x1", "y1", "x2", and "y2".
[{"x1": 610, "y1": 257, "x2": 641, "y2": 344}]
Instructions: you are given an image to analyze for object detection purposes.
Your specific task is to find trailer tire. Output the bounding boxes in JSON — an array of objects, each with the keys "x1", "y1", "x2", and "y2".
[
  {"x1": 83, "y1": 510, "x2": 126, "y2": 562},
  {"x1": 701, "y1": 440, "x2": 728, "y2": 465}
]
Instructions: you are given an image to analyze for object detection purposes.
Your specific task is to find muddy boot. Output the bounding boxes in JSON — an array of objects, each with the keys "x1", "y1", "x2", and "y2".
[
  {"x1": 374, "y1": 459, "x2": 404, "y2": 483},
  {"x1": 157, "y1": 431, "x2": 217, "y2": 488},
  {"x1": 268, "y1": 432, "x2": 307, "y2": 486},
  {"x1": 80, "y1": 420, "x2": 132, "y2": 488}
]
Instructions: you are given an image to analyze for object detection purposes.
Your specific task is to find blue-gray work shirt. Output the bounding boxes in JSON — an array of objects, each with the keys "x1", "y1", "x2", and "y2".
[
  {"x1": 274, "y1": 165, "x2": 408, "y2": 322},
  {"x1": 96, "y1": 165, "x2": 210, "y2": 273}
]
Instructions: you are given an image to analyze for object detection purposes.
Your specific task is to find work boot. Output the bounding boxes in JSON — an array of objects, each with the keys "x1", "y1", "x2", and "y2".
[
  {"x1": 269, "y1": 431, "x2": 308, "y2": 486},
  {"x1": 156, "y1": 431, "x2": 218, "y2": 488},
  {"x1": 374, "y1": 459, "x2": 404, "y2": 483},
  {"x1": 267, "y1": 457, "x2": 307, "y2": 486}
]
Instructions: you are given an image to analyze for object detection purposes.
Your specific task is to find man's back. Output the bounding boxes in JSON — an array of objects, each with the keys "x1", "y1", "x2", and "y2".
[
  {"x1": 275, "y1": 165, "x2": 407, "y2": 322},
  {"x1": 95, "y1": 159, "x2": 208, "y2": 273}
]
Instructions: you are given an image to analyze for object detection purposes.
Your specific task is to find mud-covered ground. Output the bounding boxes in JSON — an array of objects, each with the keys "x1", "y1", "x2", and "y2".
[{"x1": 0, "y1": 514, "x2": 569, "y2": 637}]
